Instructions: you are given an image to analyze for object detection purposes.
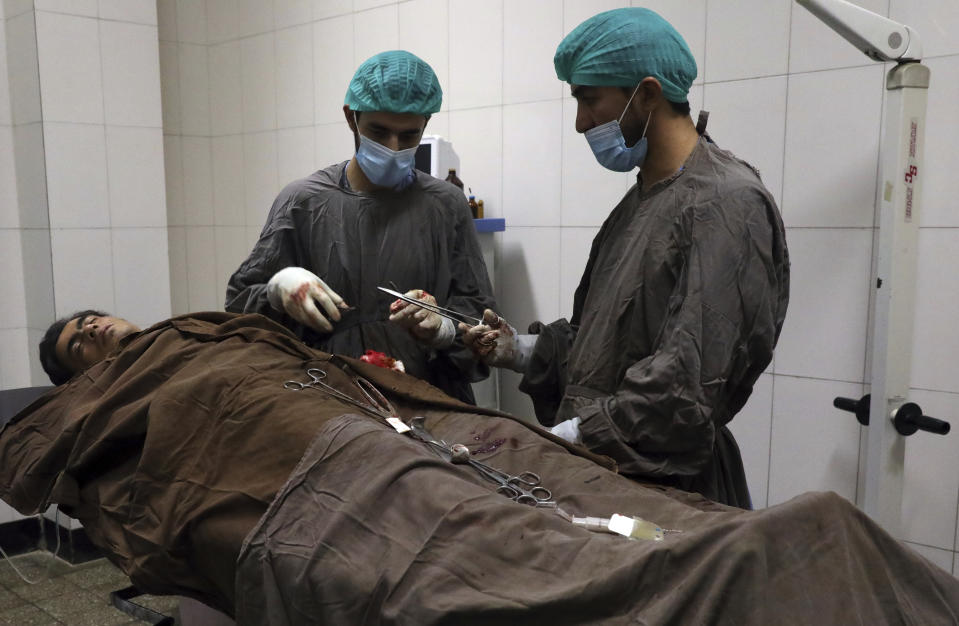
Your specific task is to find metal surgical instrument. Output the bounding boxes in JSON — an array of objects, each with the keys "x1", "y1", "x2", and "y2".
[
  {"x1": 377, "y1": 286, "x2": 483, "y2": 326},
  {"x1": 408, "y1": 417, "x2": 555, "y2": 507}
]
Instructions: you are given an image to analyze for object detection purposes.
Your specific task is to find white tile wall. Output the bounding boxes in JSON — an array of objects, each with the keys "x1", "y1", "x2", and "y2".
[
  {"x1": 920, "y1": 55, "x2": 959, "y2": 228},
  {"x1": 6, "y1": 11, "x2": 41, "y2": 125},
  {"x1": 157, "y1": 0, "x2": 176, "y2": 41},
  {"x1": 703, "y1": 75, "x2": 787, "y2": 207},
  {"x1": 4, "y1": 0, "x2": 34, "y2": 19},
  {"x1": 185, "y1": 225, "x2": 217, "y2": 311},
  {"x1": 398, "y1": 0, "x2": 449, "y2": 109},
  {"x1": 277, "y1": 126, "x2": 315, "y2": 185},
  {"x1": 19, "y1": 228, "x2": 55, "y2": 325},
  {"x1": 163, "y1": 134, "x2": 184, "y2": 226},
  {"x1": 312, "y1": 0, "x2": 351, "y2": 21},
  {"x1": 274, "y1": 0, "x2": 311, "y2": 30},
  {"x1": 911, "y1": 229, "x2": 959, "y2": 393},
  {"x1": 448, "y1": 0, "x2": 502, "y2": 110},
  {"x1": 728, "y1": 373, "x2": 774, "y2": 509},
  {"x1": 313, "y1": 14, "x2": 353, "y2": 124},
  {"x1": 497, "y1": 226, "x2": 562, "y2": 333},
  {"x1": 891, "y1": 0, "x2": 959, "y2": 58},
  {"x1": 112, "y1": 227, "x2": 171, "y2": 326},
  {"x1": 502, "y1": 100, "x2": 562, "y2": 227},
  {"x1": 213, "y1": 225, "x2": 249, "y2": 304},
  {"x1": 558, "y1": 226, "x2": 598, "y2": 314},
  {"x1": 34, "y1": 0, "x2": 97, "y2": 18},
  {"x1": 98, "y1": 0, "x2": 156, "y2": 25},
  {"x1": 503, "y1": 0, "x2": 563, "y2": 105},
  {"x1": 240, "y1": 33, "x2": 277, "y2": 133},
  {"x1": 205, "y1": 0, "x2": 238, "y2": 45},
  {"x1": 0, "y1": 229, "x2": 27, "y2": 328},
  {"x1": 704, "y1": 0, "x2": 790, "y2": 83},
  {"x1": 242, "y1": 131, "x2": 278, "y2": 227},
  {"x1": 43, "y1": 121, "x2": 110, "y2": 229},
  {"x1": 105, "y1": 125, "x2": 166, "y2": 227},
  {"x1": 158, "y1": 41, "x2": 180, "y2": 133},
  {"x1": 238, "y1": 0, "x2": 273, "y2": 38},
  {"x1": 0, "y1": 328, "x2": 32, "y2": 388},
  {"x1": 789, "y1": 0, "x2": 887, "y2": 74},
  {"x1": 181, "y1": 135, "x2": 213, "y2": 225},
  {"x1": 774, "y1": 228, "x2": 873, "y2": 382},
  {"x1": 168, "y1": 225, "x2": 188, "y2": 313},
  {"x1": 447, "y1": 107, "x2": 502, "y2": 217},
  {"x1": 12, "y1": 123, "x2": 48, "y2": 229},
  {"x1": 0, "y1": 18, "x2": 11, "y2": 125},
  {"x1": 353, "y1": 3, "x2": 398, "y2": 67},
  {"x1": 35, "y1": 11, "x2": 103, "y2": 124},
  {"x1": 208, "y1": 41, "x2": 242, "y2": 136},
  {"x1": 905, "y1": 541, "x2": 954, "y2": 574},
  {"x1": 175, "y1": 0, "x2": 206, "y2": 44},
  {"x1": 211, "y1": 135, "x2": 245, "y2": 226},
  {"x1": 563, "y1": 0, "x2": 627, "y2": 35},
  {"x1": 781, "y1": 65, "x2": 884, "y2": 228},
  {"x1": 275, "y1": 23, "x2": 313, "y2": 129},
  {"x1": 901, "y1": 389, "x2": 959, "y2": 550},
  {"x1": 50, "y1": 227, "x2": 115, "y2": 317},
  {"x1": 177, "y1": 43, "x2": 210, "y2": 135},
  {"x1": 768, "y1": 376, "x2": 863, "y2": 506},
  {"x1": 0, "y1": 127, "x2": 17, "y2": 229},
  {"x1": 314, "y1": 121, "x2": 353, "y2": 170},
  {"x1": 100, "y1": 21, "x2": 163, "y2": 127}
]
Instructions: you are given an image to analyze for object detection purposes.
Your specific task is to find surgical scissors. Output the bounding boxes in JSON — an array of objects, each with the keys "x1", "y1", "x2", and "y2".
[{"x1": 378, "y1": 286, "x2": 483, "y2": 326}]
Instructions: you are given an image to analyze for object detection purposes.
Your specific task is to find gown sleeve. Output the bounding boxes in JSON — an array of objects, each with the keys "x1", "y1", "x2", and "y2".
[{"x1": 224, "y1": 196, "x2": 300, "y2": 321}]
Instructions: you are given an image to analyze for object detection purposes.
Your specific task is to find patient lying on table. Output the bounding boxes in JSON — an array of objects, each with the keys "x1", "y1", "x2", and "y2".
[{"x1": 4, "y1": 311, "x2": 959, "y2": 625}]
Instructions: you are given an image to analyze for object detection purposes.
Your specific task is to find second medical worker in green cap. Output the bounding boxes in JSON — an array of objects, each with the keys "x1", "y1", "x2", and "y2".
[
  {"x1": 462, "y1": 9, "x2": 790, "y2": 507},
  {"x1": 227, "y1": 51, "x2": 496, "y2": 404}
]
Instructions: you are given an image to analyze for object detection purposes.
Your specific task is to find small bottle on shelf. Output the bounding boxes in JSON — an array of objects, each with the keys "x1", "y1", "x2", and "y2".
[{"x1": 445, "y1": 168, "x2": 464, "y2": 190}]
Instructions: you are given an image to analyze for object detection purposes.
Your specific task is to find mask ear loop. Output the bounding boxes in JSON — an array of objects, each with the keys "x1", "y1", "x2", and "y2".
[
  {"x1": 618, "y1": 83, "x2": 653, "y2": 142},
  {"x1": 617, "y1": 83, "x2": 642, "y2": 124}
]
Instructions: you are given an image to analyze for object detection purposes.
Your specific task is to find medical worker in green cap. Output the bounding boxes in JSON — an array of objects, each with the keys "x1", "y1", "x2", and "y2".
[
  {"x1": 227, "y1": 50, "x2": 496, "y2": 403},
  {"x1": 462, "y1": 9, "x2": 789, "y2": 507}
]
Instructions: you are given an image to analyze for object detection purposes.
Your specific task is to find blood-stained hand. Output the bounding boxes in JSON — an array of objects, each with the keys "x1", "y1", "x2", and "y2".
[
  {"x1": 458, "y1": 309, "x2": 521, "y2": 368},
  {"x1": 266, "y1": 267, "x2": 348, "y2": 333},
  {"x1": 388, "y1": 289, "x2": 454, "y2": 347}
]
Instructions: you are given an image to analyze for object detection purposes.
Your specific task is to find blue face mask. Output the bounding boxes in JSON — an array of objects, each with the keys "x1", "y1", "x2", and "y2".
[
  {"x1": 584, "y1": 84, "x2": 652, "y2": 172},
  {"x1": 353, "y1": 117, "x2": 418, "y2": 190}
]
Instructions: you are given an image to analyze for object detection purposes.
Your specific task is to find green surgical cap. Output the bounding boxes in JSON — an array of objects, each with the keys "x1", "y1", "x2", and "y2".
[
  {"x1": 554, "y1": 8, "x2": 697, "y2": 103},
  {"x1": 345, "y1": 50, "x2": 442, "y2": 115}
]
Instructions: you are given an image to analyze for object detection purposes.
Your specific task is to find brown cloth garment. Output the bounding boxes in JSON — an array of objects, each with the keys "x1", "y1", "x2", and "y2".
[
  {"x1": 3, "y1": 314, "x2": 958, "y2": 625},
  {"x1": 521, "y1": 136, "x2": 790, "y2": 508}
]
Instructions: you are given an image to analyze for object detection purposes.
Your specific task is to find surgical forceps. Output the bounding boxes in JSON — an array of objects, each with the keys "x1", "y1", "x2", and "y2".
[
  {"x1": 377, "y1": 286, "x2": 483, "y2": 326},
  {"x1": 408, "y1": 417, "x2": 555, "y2": 507},
  {"x1": 284, "y1": 367, "x2": 399, "y2": 421}
]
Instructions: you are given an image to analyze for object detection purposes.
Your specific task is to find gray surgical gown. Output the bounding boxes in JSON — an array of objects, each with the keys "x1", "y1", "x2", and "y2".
[
  {"x1": 521, "y1": 137, "x2": 790, "y2": 508},
  {"x1": 226, "y1": 162, "x2": 495, "y2": 403}
]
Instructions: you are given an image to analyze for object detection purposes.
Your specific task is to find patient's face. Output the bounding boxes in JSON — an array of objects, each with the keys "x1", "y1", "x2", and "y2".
[{"x1": 55, "y1": 314, "x2": 140, "y2": 375}]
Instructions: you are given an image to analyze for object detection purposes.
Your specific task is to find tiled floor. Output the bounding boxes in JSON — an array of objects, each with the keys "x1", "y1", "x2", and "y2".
[{"x1": 0, "y1": 552, "x2": 180, "y2": 625}]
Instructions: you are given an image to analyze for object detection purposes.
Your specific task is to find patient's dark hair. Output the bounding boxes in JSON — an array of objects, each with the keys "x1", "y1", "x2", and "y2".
[{"x1": 39, "y1": 309, "x2": 108, "y2": 385}]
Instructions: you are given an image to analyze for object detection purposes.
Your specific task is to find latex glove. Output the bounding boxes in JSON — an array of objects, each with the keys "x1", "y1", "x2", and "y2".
[
  {"x1": 388, "y1": 289, "x2": 455, "y2": 348},
  {"x1": 266, "y1": 267, "x2": 348, "y2": 333},
  {"x1": 458, "y1": 309, "x2": 529, "y2": 371},
  {"x1": 549, "y1": 417, "x2": 582, "y2": 445}
]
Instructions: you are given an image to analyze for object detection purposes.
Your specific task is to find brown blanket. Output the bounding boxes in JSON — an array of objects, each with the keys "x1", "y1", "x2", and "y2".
[{"x1": 2, "y1": 313, "x2": 957, "y2": 624}]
